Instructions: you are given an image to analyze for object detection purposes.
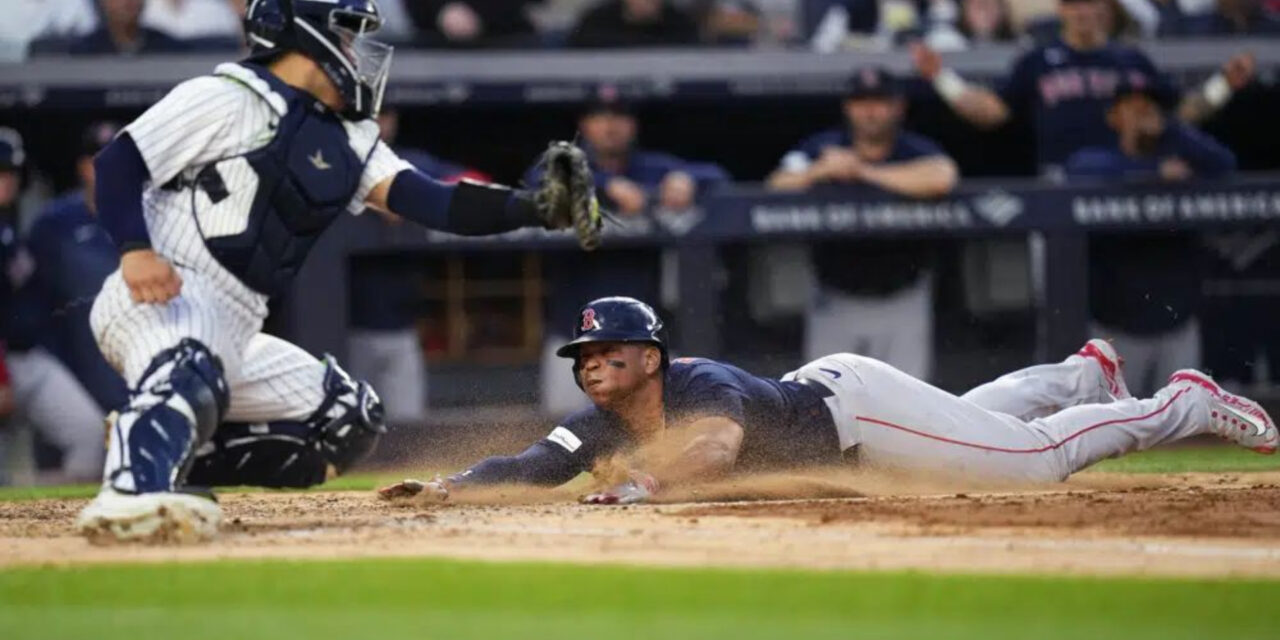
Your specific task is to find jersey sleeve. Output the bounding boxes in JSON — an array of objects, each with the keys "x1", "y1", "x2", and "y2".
[
  {"x1": 348, "y1": 135, "x2": 413, "y2": 215},
  {"x1": 538, "y1": 407, "x2": 627, "y2": 466},
  {"x1": 123, "y1": 76, "x2": 253, "y2": 188}
]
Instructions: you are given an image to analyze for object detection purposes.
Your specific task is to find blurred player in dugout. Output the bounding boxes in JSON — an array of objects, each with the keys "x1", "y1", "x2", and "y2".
[
  {"x1": 0, "y1": 128, "x2": 107, "y2": 484},
  {"x1": 1064, "y1": 74, "x2": 1237, "y2": 394},
  {"x1": 528, "y1": 91, "x2": 731, "y2": 415},
  {"x1": 767, "y1": 67, "x2": 958, "y2": 381},
  {"x1": 910, "y1": 0, "x2": 1254, "y2": 384}
]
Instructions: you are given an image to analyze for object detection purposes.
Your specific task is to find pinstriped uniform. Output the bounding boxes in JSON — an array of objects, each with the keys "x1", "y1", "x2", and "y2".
[{"x1": 91, "y1": 63, "x2": 410, "y2": 422}]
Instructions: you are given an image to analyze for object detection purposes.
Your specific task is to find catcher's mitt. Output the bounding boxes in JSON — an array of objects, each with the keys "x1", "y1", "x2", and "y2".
[{"x1": 535, "y1": 141, "x2": 602, "y2": 250}]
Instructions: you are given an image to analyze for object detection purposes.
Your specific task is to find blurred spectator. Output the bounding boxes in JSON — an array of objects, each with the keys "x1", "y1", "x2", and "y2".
[
  {"x1": 767, "y1": 68, "x2": 958, "y2": 380},
  {"x1": 141, "y1": 0, "x2": 242, "y2": 41},
  {"x1": 24, "y1": 122, "x2": 129, "y2": 413},
  {"x1": 808, "y1": 0, "x2": 921, "y2": 51},
  {"x1": 406, "y1": 1, "x2": 542, "y2": 48},
  {"x1": 1158, "y1": 0, "x2": 1280, "y2": 35},
  {"x1": 568, "y1": 0, "x2": 701, "y2": 47},
  {"x1": 925, "y1": 0, "x2": 1018, "y2": 51},
  {"x1": 527, "y1": 93, "x2": 730, "y2": 413},
  {"x1": 691, "y1": 0, "x2": 763, "y2": 45},
  {"x1": 4, "y1": 0, "x2": 98, "y2": 60},
  {"x1": 30, "y1": 0, "x2": 187, "y2": 56},
  {"x1": 912, "y1": 0, "x2": 1254, "y2": 176},
  {"x1": 0, "y1": 128, "x2": 105, "y2": 484},
  {"x1": 345, "y1": 108, "x2": 488, "y2": 423},
  {"x1": 1065, "y1": 78, "x2": 1236, "y2": 394}
]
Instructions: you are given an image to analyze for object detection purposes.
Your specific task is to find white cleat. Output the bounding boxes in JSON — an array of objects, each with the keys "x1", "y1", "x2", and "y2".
[
  {"x1": 1076, "y1": 338, "x2": 1131, "y2": 402},
  {"x1": 75, "y1": 489, "x2": 222, "y2": 545},
  {"x1": 1167, "y1": 370, "x2": 1278, "y2": 454}
]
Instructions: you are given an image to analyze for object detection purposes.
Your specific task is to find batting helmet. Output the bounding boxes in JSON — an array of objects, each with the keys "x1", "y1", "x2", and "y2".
[
  {"x1": 244, "y1": 0, "x2": 392, "y2": 120},
  {"x1": 556, "y1": 296, "x2": 669, "y2": 371}
]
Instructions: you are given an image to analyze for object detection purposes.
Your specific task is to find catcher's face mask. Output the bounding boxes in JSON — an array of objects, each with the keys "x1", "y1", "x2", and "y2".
[{"x1": 329, "y1": 9, "x2": 393, "y2": 119}]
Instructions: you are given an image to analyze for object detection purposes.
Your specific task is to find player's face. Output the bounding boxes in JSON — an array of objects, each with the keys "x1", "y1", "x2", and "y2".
[
  {"x1": 99, "y1": 0, "x2": 144, "y2": 25},
  {"x1": 844, "y1": 97, "x2": 903, "y2": 145},
  {"x1": 0, "y1": 171, "x2": 19, "y2": 207},
  {"x1": 577, "y1": 342, "x2": 655, "y2": 408},
  {"x1": 1058, "y1": 0, "x2": 1107, "y2": 42},
  {"x1": 579, "y1": 112, "x2": 637, "y2": 158},
  {"x1": 1109, "y1": 94, "x2": 1164, "y2": 148}
]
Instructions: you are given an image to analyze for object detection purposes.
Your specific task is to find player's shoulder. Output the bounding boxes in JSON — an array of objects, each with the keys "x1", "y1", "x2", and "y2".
[
  {"x1": 796, "y1": 127, "x2": 849, "y2": 151},
  {"x1": 894, "y1": 131, "x2": 945, "y2": 157},
  {"x1": 668, "y1": 357, "x2": 746, "y2": 388},
  {"x1": 548, "y1": 406, "x2": 627, "y2": 452}
]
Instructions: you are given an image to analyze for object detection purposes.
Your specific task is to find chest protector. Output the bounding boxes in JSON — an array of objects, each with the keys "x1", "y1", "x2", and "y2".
[{"x1": 183, "y1": 63, "x2": 371, "y2": 298}]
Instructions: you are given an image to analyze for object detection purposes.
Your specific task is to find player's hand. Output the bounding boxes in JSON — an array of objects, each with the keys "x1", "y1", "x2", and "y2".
[
  {"x1": 581, "y1": 472, "x2": 659, "y2": 506},
  {"x1": 1222, "y1": 52, "x2": 1256, "y2": 91},
  {"x1": 814, "y1": 147, "x2": 864, "y2": 182},
  {"x1": 657, "y1": 171, "x2": 696, "y2": 211},
  {"x1": 910, "y1": 42, "x2": 942, "y2": 81},
  {"x1": 121, "y1": 249, "x2": 182, "y2": 304},
  {"x1": 1159, "y1": 157, "x2": 1193, "y2": 182},
  {"x1": 377, "y1": 477, "x2": 450, "y2": 502},
  {"x1": 605, "y1": 177, "x2": 649, "y2": 215}
]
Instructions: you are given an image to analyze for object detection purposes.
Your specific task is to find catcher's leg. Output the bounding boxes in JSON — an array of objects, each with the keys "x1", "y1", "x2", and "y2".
[
  {"x1": 79, "y1": 272, "x2": 246, "y2": 543},
  {"x1": 186, "y1": 334, "x2": 386, "y2": 489},
  {"x1": 961, "y1": 339, "x2": 1130, "y2": 421}
]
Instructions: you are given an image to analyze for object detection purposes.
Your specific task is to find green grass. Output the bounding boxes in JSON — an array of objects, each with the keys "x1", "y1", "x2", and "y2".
[
  {"x1": 0, "y1": 557, "x2": 1276, "y2": 640},
  {"x1": 1091, "y1": 444, "x2": 1280, "y2": 473}
]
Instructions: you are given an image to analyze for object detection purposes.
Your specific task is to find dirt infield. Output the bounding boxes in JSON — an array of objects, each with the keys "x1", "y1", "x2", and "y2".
[{"x1": 3, "y1": 470, "x2": 1279, "y2": 577}]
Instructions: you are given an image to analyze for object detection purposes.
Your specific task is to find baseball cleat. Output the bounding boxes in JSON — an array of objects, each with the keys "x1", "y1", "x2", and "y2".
[
  {"x1": 1076, "y1": 338, "x2": 1131, "y2": 401},
  {"x1": 1167, "y1": 370, "x2": 1277, "y2": 454},
  {"x1": 75, "y1": 489, "x2": 222, "y2": 544}
]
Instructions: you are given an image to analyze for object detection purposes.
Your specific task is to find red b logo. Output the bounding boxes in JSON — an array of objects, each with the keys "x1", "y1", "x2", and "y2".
[{"x1": 581, "y1": 308, "x2": 599, "y2": 332}]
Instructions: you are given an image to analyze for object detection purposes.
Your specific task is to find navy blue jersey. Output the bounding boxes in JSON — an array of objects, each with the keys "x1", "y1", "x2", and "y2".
[
  {"x1": 777, "y1": 127, "x2": 944, "y2": 295},
  {"x1": 25, "y1": 193, "x2": 130, "y2": 410},
  {"x1": 778, "y1": 127, "x2": 945, "y2": 175},
  {"x1": 1001, "y1": 38, "x2": 1177, "y2": 169},
  {"x1": 452, "y1": 358, "x2": 840, "y2": 488},
  {"x1": 1064, "y1": 122, "x2": 1237, "y2": 182}
]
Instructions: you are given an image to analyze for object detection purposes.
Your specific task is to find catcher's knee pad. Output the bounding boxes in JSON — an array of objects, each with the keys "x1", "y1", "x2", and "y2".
[
  {"x1": 187, "y1": 355, "x2": 385, "y2": 489},
  {"x1": 106, "y1": 339, "x2": 229, "y2": 493}
]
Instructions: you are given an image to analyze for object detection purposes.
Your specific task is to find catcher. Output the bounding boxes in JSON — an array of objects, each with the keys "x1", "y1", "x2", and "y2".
[
  {"x1": 75, "y1": 0, "x2": 599, "y2": 542},
  {"x1": 380, "y1": 296, "x2": 1275, "y2": 504}
]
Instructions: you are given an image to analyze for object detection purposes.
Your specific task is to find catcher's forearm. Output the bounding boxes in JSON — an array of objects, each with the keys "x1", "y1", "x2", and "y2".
[{"x1": 386, "y1": 170, "x2": 542, "y2": 235}]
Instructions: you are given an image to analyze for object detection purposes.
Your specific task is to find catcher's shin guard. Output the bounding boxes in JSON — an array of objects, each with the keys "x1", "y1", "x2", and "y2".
[
  {"x1": 103, "y1": 339, "x2": 229, "y2": 494},
  {"x1": 187, "y1": 355, "x2": 386, "y2": 488}
]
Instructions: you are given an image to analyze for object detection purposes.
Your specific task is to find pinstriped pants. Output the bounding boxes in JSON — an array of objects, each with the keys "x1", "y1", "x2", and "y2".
[{"x1": 91, "y1": 269, "x2": 325, "y2": 423}]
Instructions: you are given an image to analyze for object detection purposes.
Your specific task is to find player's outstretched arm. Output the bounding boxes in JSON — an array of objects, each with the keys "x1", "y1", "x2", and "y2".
[
  {"x1": 363, "y1": 142, "x2": 602, "y2": 250},
  {"x1": 911, "y1": 43, "x2": 1011, "y2": 129},
  {"x1": 376, "y1": 440, "x2": 584, "y2": 502}
]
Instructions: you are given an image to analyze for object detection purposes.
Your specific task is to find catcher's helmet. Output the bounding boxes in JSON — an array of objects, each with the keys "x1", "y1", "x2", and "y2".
[
  {"x1": 557, "y1": 296, "x2": 669, "y2": 373},
  {"x1": 244, "y1": 0, "x2": 392, "y2": 120}
]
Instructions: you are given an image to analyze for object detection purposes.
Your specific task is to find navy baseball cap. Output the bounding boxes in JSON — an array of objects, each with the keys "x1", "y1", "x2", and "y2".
[
  {"x1": 0, "y1": 128, "x2": 25, "y2": 171},
  {"x1": 80, "y1": 121, "x2": 120, "y2": 157},
  {"x1": 846, "y1": 67, "x2": 901, "y2": 100},
  {"x1": 582, "y1": 84, "x2": 633, "y2": 117},
  {"x1": 1112, "y1": 72, "x2": 1177, "y2": 110}
]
